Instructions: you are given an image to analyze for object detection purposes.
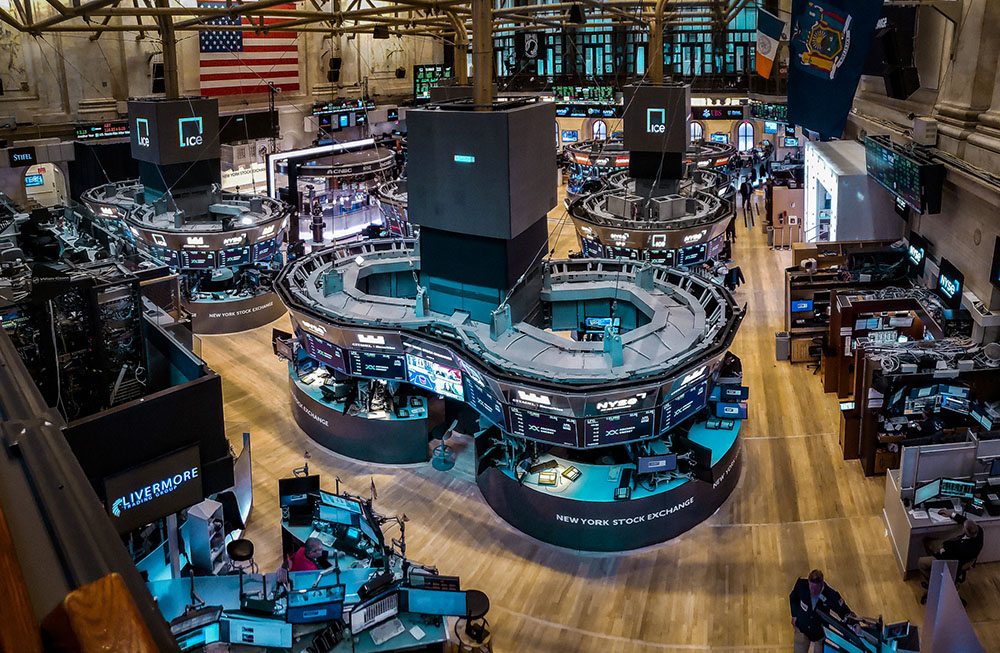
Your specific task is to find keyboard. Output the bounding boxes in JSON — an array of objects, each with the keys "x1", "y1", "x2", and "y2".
[
  {"x1": 369, "y1": 617, "x2": 405, "y2": 645},
  {"x1": 309, "y1": 529, "x2": 337, "y2": 549}
]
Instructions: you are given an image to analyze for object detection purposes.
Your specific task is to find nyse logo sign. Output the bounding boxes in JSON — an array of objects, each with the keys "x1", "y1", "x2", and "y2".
[
  {"x1": 683, "y1": 229, "x2": 708, "y2": 244},
  {"x1": 595, "y1": 392, "x2": 648, "y2": 413},
  {"x1": 136, "y1": 118, "x2": 151, "y2": 147},
  {"x1": 178, "y1": 117, "x2": 204, "y2": 147},
  {"x1": 646, "y1": 108, "x2": 667, "y2": 134}
]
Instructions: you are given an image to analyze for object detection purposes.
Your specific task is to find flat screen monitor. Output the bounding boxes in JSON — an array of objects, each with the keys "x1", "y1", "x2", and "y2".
[
  {"x1": 302, "y1": 333, "x2": 348, "y2": 374},
  {"x1": 180, "y1": 248, "x2": 216, "y2": 269},
  {"x1": 783, "y1": 137, "x2": 800, "y2": 147},
  {"x1": 315, "y1": 502, "x2": 357, "y2": 526},
  {"x1": 220, "y1": 245, "x2": 250, "y2": 267},
  {"x1": 561, "y1": 130, "x2": 579, "y2": 143},
  {"x1": 907, "y1": 233, "x2": 928, "y2": 275},
  {"x1": 176, "y1": 623, "x2": 221, "y2": 651},
  {"x1": 584, "y1": 316, "x2": 620, "y2": 333},
  {"x1": 348, "y1": 351, "x2": 406, "y2": 380},
  {"x1": 913, "y1": 479, "x2": 941, "y2": 506},
  {"x1": 637, "y1": 453, "x2": 678, "y2": 475},
  {"x1": 222, "y1": 615, "x2": 292, "y2": 648},
  {"x1": 253, "y1": 237, "x2": 279, "y2": 262},
  {"x1": 764, "y1": 121, "x2": 779, "y2": 134},
  {"x1": 991, "y1": 459, "x2": 1000, "y2": 477},
  {"x1": 791, "y1": 299, "x2": 813, "y2": 312},
  {"x1": 941, "y1": 478, "x2": 975, "y2": 500},
  {"x1": 339, "y1": 113, "x2": 349, "y2": 128},
  {"x1": 936, "y1": 257, "x2": 964, "y2": 309},
  {"x1": 940, "y1": 395, "x2": 970, "y2": 415},
  {"x1": 719, "y1": 385, "x2": 749, "y2": 401},
  {"x1": 349, "y1": 589, "x2": 399, "y2": 634},
  {"x1": 287, "y1": 585, "x2": 345, "y2": 624},
  {"x1": 278, "y1": 475, "x2": 320, "y2": 507},
  {"x1": 660, "y1": 379, "x2": 709, "y2": 433},
  {"x1": 715, "y1": 402, "x2": 748, "y2": 420},
  {"x1": 405, "y1": 353, "x2": 464, "y2": 401},
  {"x1": 582, "y1": 409, "x2": 655, "y2": 448},
  {"x1": 710, "y1": 133, "x2": 729, "y2": 143},
  {"x1": 507, "y1": 406, "x2": 578, "y2": 447},
  {"x1": 402, "y1": 588, "x2": 468, "y2": 616},
  {"x1": 24, "y1": 174, "x2": 44, "y2": 187}
]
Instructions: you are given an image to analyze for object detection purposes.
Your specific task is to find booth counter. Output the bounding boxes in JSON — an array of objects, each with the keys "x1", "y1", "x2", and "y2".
[
  {"x1": 477, "y1": 420, "x2": 742, "y2": 552},
  {"x1": 289, "y1": 366, "x2": 441, "y2": 464},
  {"x1": 185, "y1": 291, "x2": 288, "y2": 335}
]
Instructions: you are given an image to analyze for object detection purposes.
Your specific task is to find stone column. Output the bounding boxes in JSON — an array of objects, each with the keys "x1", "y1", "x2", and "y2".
[{"x1": 933, "y1": 0, "x2": 1000, "y2": 137}]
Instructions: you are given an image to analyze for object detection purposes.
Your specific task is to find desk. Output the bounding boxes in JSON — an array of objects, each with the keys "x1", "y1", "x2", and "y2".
[
  {"x1": 290, "y1": 368, "x2": 441, "y2": 463},
  {"x1": 477, "y1": 419, "x2": 743, "y2": 551},
  {"x1": 882, "y1": 469, "x2": 1000, "y2": 578},
  {"x1": 146, "y1": 575, "x2": 448, "y2": 652}
]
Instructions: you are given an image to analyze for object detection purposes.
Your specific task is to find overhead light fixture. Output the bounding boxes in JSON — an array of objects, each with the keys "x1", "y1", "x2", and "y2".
[{"x1": 568, "y1": 3, "x2": 586, "y2": 25}]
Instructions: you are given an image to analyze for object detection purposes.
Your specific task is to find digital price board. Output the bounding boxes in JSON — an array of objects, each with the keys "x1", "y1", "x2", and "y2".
[
  {"x1": 303, "y1": 333, "x2": 348, "y2": 374},
  {"x1": 180, "y1": 248, "x2": 216, "y2": 269},
  {"x1": 253, "y1": 237, "x2": 279, "y2": 262},
  {"x1": 311, "y1": 98, "x2": 374, "y2": 116},
  {"x1": 749, "y1": 101, "x2": 788, "y2": 123},
  {"x1": 75, "y1": 121, "x2": 130, "y2": 140},
  {"x1": 220, "y1": 245, "x2": 250, "y2": 267},
  {"x1": 148, "y1": 245, "x2": 180, "y2": 268},
  {"x1": 864, "y1": 134, "x2": 944, "y2": 214},
  {"x1": 413, "y1": 64, "x2": 454, "y2": 100},
  {"x1": 348, "y1": 350, "x2": 406, "y2": 380},
  {"x1": 677, "y1": 243, "x2": 707, "y2": 267},
  {"x1": 582, "y1": 409, "x2": 655, "y2": 448},
  {"x1": 405, "y1": 353, "x2": 464, "y2": 401},
  {"x1": 508, "y1": 406, "x2": 578, "y2": 447},
  {"x1": 660, "y1": 380, "x2": 708, "y2": 433},
  {"x1": 551, "y1": 85, "x2": 615, "y2": 104}
]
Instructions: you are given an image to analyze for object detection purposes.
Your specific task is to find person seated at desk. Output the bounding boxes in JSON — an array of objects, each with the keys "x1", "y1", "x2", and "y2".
[
  {"x1": 290, "y1": 537, "x2": 326, "y2": 572},
  {"x1": 918, "y1": 509, "x2": 984, "y2": 588},
  {"x1": 789, "y1": 569, "x2": 855, "y2": 653}
]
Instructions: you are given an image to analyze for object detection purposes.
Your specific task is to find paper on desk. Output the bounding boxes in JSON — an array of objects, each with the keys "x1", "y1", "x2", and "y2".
[
  {"x1": 909, "y1": 510, "x2": 929, "y2": 520},
  {"x1": 929, "y1": 511, "x2": 952, "y2": 524},
  {"x1": 409, "y1": 625, "x2": 426, "y2": 640}
]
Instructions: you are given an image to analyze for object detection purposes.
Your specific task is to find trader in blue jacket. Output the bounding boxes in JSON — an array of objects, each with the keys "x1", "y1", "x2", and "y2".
[{"x1": 789, "y1": 569, "x2": 854, "y2": 652}]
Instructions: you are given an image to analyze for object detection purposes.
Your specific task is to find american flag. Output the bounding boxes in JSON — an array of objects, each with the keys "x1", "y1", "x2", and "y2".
[{"x1": 198, "y1": 1, "x2": 300, "y2": 97}]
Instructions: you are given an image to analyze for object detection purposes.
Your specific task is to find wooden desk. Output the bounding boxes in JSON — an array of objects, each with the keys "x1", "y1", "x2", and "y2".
[{"x1": 882, "y1": 469, "x2": 1000, "y2": 578}]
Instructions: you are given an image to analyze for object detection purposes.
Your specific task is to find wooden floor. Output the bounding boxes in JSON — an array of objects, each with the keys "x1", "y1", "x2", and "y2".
[{"x1": 199, "y1": 190, "x2": 1000, "y2": 651}]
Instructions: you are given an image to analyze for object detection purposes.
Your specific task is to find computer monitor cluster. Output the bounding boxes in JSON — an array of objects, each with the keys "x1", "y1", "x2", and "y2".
[{"x1": 913, "y1": 477, "x2": 975, "y2": 507}]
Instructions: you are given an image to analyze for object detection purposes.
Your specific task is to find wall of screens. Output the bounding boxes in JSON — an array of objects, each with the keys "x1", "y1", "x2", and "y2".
[{"x1": 292, "y1": 315, "x2": 726, "y2": 449}]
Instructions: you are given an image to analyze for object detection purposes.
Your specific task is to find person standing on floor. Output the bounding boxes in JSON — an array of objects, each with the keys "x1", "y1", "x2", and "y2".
[
  {"x1": 789, "y1": 569, "x2": 855, "y2": 653},
  {"x1": 739, "y1": 178, "x2": 753, "y2": 227}
]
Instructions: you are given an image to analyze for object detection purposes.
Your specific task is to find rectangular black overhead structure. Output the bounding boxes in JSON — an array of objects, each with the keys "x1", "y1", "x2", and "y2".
[{"x1": 864, "y1": 134, "x2": 944, "y2": 214}]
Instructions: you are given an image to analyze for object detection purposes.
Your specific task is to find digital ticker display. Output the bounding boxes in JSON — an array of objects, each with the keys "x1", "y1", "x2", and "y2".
[
  {"x1": 348, "y1": 351, "x2": 406, "y2": 380},
  {"x1": 508, "y1": 406, "x2": 578, "y2": 447},
  {"x1": 148, "y1": 245, "x2": 180, "y2": 268},
  {"x1": 220, "y1": 245, "x2": 250, "y2": 267},
  {"x1": 405, "y1": 353, "x2": 464, "y2": 401},
  {"x1": 660, "y1": 380, "x2": 708, "y2": 433},
  {"x1": 677, "y1": 243, "x2": 707, "y2": 266},
  {"x1": 303, "y1": 333, "x2": 348, "y2": 374},
  {"x1": 180, "y1": 248, "x2": 216, "y2": 269},
  {"x1": 583, "y1": 409, "x2": 655, "y2": 448},
  {"x1": 253, "y1": 237, "x2": 279, "y2": 262}
]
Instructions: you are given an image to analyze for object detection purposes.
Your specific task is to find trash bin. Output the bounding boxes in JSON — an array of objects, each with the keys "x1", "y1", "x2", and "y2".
[
  {"x1": 775, "y1": 331, "x2": 790, "y2": 361},
  {"x1": 767, "y1": 225, "x2": 774, "y2": 248}
]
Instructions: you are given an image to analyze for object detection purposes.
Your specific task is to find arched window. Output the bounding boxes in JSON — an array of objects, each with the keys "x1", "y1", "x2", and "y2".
[
  {"x1": 690, "y1": 121, "x2": 704, "y2": 141},
  {"x1": 737, "y1": 121, "x2": 755, "y2": 152},
  {"x1": 592, "y1": 120, "x2": 608, "y2": 140}
]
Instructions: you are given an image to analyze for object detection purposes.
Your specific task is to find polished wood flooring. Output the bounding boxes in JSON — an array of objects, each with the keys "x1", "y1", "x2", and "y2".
[{"x1": 199, "y1": 190, "x2": 1000, "y2": 651}]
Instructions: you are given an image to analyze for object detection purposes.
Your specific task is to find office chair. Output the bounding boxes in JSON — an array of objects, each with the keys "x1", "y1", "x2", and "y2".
[
  {"x1": 806, "y1": 336, "x2": 824, "y2": 375},
  {"x1": 431, "y1": 419, "x2": 459, "y2": 471}
]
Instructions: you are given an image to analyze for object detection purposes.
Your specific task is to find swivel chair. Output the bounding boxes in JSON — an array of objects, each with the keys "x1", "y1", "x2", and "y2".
[
  {"x1": 806, "y1": 336, "x2": 824, "y2": 375},
  {"x1": 431, "y1": 419, "x2": 458, "y2": 471}
]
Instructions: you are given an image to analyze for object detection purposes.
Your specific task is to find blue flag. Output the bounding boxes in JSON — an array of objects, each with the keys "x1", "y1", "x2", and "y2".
[{"x1": 787, "y1": 0, "x2": 882, "y2": 139}]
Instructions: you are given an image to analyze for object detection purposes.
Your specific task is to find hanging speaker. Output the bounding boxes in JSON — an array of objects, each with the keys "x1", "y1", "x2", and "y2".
[
  {"x1": 327, "y1": 57, "x2": 342, "y2": 83},
  {"x1": 883, "y1": 66, "x2": 920, "y2": 100},
  {"x1": 568, "y1": 3, "x2": 586, "y2": 25},
  {"x1": 373, "y1": 25, "x2": 390, "y2": 39}
]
